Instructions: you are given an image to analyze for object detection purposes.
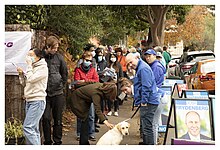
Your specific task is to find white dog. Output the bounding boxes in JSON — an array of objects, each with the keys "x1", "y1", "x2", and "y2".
[{"x1": 96, "y1": 121, "x2": 130, "y2": 145}]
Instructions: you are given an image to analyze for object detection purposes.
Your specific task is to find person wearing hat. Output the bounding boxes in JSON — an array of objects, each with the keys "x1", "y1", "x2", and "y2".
[
  {"x1": 144, "y1": 49, "x2": 166, "y2": 145},
  {"x1": 156, "y1": 51, "x2": 166, "y2": 69}
]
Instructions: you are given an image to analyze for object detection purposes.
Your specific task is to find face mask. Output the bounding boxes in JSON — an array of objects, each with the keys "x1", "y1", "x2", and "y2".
[
  {"x1": 98, "y1": 56, "x2": 103, "y2": 62},
  {"x1": 83, "y1": 60, "x2": 91, "y2": 67},
  {"x1": 110, "y1": 58, "x2": 116, "y2": 62},
  {"x1": 91, "y1": 51, "x2": 96, "y2": 57},
  {"x1": 30, "y1": 56, "x2": 36, "y2": 63}
]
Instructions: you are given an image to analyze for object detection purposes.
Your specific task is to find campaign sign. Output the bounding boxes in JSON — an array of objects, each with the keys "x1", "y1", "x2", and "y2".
[
  {"x1": 171, "y1": 138, "x2": 215, "y2": 145},
  {"x1": 174, "y1": 98, "x2": 213, "y2": 140},
  {"x1": 183, "y1": 90, "x2": 209, "y2": 99},
  {"x1": 158, "y1": 86, "x2": 172, "y2": 132},
  {"x1": 163, "y1": 79, "x2": 184, "y2": 90},
  {"x1": 209, "y1": 95, "x2": 215, "y2": 139}
]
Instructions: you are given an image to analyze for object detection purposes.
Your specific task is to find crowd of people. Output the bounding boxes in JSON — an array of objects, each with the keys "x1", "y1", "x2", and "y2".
[{"x1": 17, "y1": 36, "x2": 174, "y2": 145}]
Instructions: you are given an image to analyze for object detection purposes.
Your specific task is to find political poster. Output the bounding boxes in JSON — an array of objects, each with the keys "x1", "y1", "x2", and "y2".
[
  {"x1": 5, "y1": 31, "x2": 32, "y2": 75},
  {"x1": 209, "y1": 95, "x2": 215, "y2": 139},
  {"x1": 163, "y1": 79, "x2": 184, "y2": 90},
  {"x1": 171, "y1": 138, "x2": 215, "y2": 145},
  {"x1": 174, "y1": 98, "x2": 212, "y2": 141},
  {"x1": 158, "y1": 86, "x2": 172, "y2": 132},
  {"x1": 183, "y1": 90, "x2": 209, "y2": 99}
]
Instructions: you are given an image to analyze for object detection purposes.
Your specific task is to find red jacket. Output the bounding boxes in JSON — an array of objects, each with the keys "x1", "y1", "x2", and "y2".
[{"x1": 74, "y1": 65, "x2": 99, "y2": 82}]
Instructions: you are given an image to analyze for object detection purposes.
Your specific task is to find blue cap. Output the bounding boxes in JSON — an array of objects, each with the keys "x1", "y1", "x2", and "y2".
[{"x1": 144, "y1": 49, "x2": 157, "y2": 55}]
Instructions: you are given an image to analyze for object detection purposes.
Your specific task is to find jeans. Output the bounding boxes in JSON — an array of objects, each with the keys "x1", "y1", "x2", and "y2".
[
  {"x1": 80, "y1": 117, "x2": 90, "y2": 145},
  {"x1": 107, "y1": 99, "x2": 119, "y2": 112},
  {"x1": 42, "y1": 94, "x2": 64, "y2": 145},
  {"x1": 140, "y1": 104, "x2": 158, "y2": 145},
  {"x1": 152, "y1": 95, "x2": 166, "y2": 144},
  {"x1": 23, "y1": 100, "x2": 46, "y2": 145},
  {"x1": 76, "y1": 103, "x2": 95, "y2": 137}
]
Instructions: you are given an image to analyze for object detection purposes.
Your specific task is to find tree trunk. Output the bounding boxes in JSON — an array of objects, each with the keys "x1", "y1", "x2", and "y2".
[
  {"x1": 146, "y1": 28, "x2": 153, "y2": 47},
  {"x1": 158, "y1": 15, "x2": 166, "y2": 46},
  {"x1": 146, "y1": 5, "x2": 169, "y2": 47},
  {"x1": 151, "y1": 26, "x2": 161, "y2": 46}
]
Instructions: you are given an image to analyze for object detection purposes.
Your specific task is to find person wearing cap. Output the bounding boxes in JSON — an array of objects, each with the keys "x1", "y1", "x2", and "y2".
[
  {"x1": 125, "y1": 53, "x2": 159, "y2": 145},
  {"x1": 144, "y1": 49, "x2": 166, "y2": 144},
  {"x1": 156, "y1": 51, "x2": 166, "y2": 70}
]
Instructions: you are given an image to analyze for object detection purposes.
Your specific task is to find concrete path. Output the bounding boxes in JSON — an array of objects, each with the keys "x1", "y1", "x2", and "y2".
[{"x1": 62, "y1": 98, "x2": 142, "y2": 145}]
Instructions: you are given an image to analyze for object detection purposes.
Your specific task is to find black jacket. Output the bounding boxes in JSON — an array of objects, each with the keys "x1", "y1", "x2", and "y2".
[{"x1": 44, "y1": 51, "x2": 68, "y2": 97}]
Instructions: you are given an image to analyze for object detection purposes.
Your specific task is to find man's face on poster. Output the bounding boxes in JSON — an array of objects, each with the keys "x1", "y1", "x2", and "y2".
[{"x1": 185, "y1": 112, "x2": 201, "y2": 137}]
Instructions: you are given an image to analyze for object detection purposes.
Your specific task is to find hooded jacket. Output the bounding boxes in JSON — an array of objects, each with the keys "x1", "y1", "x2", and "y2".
[
  {"x1": 70, "y1": 83, "x2": 107, "y2": 122},
  {"x1": 24, "y1": 58, "x2": 48, "y2": 101}
]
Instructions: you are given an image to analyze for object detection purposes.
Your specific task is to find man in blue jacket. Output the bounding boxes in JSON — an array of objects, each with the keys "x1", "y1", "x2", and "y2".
[
  {"x1": 144, "y1": 49, "x2": 166, "y2": 144},
  {"x1": 126, "y1": 53, "x2": 159, "y2": 145}
]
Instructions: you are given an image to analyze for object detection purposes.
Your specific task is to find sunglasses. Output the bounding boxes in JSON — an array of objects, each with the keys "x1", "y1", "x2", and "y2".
[{"x1": 85, "y1": 59, "x2": 92, "y2": 62}]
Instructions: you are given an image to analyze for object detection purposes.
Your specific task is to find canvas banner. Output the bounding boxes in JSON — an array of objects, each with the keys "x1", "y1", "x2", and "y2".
[{"x1": 5, "y1": 31, "x2": 32, "y2": 75}]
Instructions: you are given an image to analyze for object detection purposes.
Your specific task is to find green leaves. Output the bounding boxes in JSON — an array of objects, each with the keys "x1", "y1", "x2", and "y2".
[
  {"x1": 5, "y1": 117, "x2": 24, "y2": 139},
  {"x1": 5, "y1": 5, "x2": 49, "y2": 29}
]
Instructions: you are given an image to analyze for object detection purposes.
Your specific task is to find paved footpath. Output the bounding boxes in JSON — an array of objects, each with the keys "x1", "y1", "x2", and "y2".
[{"x1": 62, "y1": 98, "x2": 142, "y2": 145}]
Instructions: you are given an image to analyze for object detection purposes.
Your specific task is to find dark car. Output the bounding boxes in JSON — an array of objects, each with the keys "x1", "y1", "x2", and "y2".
[
  {"x1": 167, "y1": 55, "x2": 180, "y2": 78},
  {"x1": 175, "y1": 50, "x2": 215, "y2": 79}
]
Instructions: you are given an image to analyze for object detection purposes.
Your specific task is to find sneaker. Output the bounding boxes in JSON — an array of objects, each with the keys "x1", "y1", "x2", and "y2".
[
  {"x1": 107, "y1": 111, "x2": 112, "y2": 116},
  {"x1": 138, "y1": 142, "x2": 144, "y2": 145},
  {"x1": 76, "y1": 136, "x2": 80, "y2": 141},
  {"x1": 89, "y1": 136, "x2": 96, "y2": 141},
  {"x1": 114, "y1": 112, "x2": 119, "y2": 117},
  {"x1": 95, "y1": 128, "x2": 99, "y2": 132},
  {"x1": 95, "y1": 124, "x2": 100, "y2": 128}
]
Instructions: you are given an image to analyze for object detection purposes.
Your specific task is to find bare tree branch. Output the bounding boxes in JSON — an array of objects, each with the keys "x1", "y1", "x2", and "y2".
[
  {"x1": 146, "y1": 6, "x2": 154, "y2": 25},
  {"x1": 136, "y1": 14, "x2": 148, "y2": 23}
]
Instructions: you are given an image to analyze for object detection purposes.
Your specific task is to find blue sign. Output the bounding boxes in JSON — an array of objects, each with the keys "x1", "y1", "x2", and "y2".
[
  {"x1": 163, "y1": 79, "x2": 184, "y2": 89},
  {"x1": 159, "y1": 86, "x2": 172, "y2": 132},
  {"x1": 184, "y1": 90, "x2": 209, "y2": 99}
]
